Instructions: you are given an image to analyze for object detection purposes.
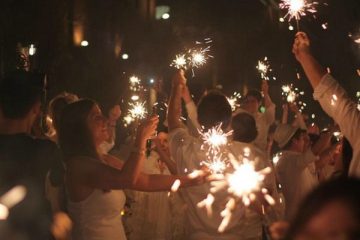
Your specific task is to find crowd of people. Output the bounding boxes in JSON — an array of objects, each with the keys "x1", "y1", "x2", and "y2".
[{"x1": 0, "y1": 33, "x2": 360, "y2": 240}]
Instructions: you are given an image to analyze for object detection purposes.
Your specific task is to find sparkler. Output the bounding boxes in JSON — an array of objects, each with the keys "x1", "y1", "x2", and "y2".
[
  {"x1": 170, "y1": 39, "x2": 213, "y2": 76},
  {"x1": 279, "y1": 0, "x2": 318, "y2": 30},
  {"x1": 199, "y1": 124, "x2": 233, "y2": 174},
  {"x1": 198, "y1": 151, "x2": 274, "y2": 232},
  {"x1": 227, "y1": 92, "x2": 242, "y2": 112},
  {"x1": 128, "y1": 101, "x2": 147, "y2": 120},
  {"x1": 256, "y1": 57, "x2": 272, "y2": 81}
]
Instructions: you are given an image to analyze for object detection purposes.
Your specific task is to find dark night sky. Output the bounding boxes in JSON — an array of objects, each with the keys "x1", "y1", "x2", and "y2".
[{"x1": 1, "y1": 0, "x2": 360, "y2": 125}]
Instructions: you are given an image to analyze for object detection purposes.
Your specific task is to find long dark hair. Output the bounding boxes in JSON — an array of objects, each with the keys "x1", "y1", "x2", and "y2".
[{"x1": 58, "y1": 99, "x2": 99, "y2": 161}]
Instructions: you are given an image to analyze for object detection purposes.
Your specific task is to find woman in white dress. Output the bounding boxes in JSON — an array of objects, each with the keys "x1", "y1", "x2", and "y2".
[{"x1": 58, "y1": 99, "x2": 205, "y2": 240}]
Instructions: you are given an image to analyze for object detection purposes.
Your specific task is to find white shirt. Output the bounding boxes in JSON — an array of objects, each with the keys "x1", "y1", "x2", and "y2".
[
  {"x1": 254, "y1": 103, "x2": 276, "y2": 152},
  {"x1": 169, "y1": 127, "x2": 278, "y2": 239},
  {"x1": 313, "y1": 74, "x2": 360, "y2": 177},
  {"x1": 275, "y1": 149, "x2": 319, "y2": 220}
]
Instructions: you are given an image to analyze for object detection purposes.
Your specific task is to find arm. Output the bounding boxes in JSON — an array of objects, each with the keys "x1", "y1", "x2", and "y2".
[
  {"x1": 262, "y1": 80, "x2": 276, "y2": 124},
  {"x1": 281, "y1": 104, "x2": 289, "y2": 124},
  {"x1": 289, "y1": 103, "x2": 307, "y2": 130},
  {"x1": 155, "y1": 147, "x2": 177, "y2": 175},
  {"x1": 131, "y1": 172, "x2": 205, "y2": 192},
  {"x1": 292, "y1": 32, "x2": 327, "y2": 89},
  {"x1": 168, "y1": 70, "x2": 187, "y2": 131},
  {"x1": 69, "y1": 116, "x2": 159, "y2": 190}
]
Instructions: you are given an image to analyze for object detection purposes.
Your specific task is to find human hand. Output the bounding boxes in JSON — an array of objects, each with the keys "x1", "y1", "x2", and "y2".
[
  {"x1": 172, "y1": 69, "x2": 187, "y2": 88},
  {"x1": 289, "y1": 102, "x2": 299, "y2": 113},
  {"x1": 292, "y1": 32, "x2": 311, "y2": 62},
  {"x1": 137, "y1": 115, "x2": 159, "y2": 140},
  {"x1": 269, "y1": 221, "x2": 290, "y2": 240}
]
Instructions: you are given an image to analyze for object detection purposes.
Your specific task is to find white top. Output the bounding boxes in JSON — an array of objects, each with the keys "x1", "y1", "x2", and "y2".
[
  {"x1": 313, "y1": 74, "x2": 360, "y2": 177},
  {"x1": 275, "y1": 149, "x2": 319, "y2": 220},
  {"x1": 68, "y1": 189, "x2": 126, "y2": 240},
  {"x1": 169, "y1": 127, "x2": 278, "y2": 239},
  {"x1": 254, "y1": 103, "x2": 276, "y2": 152}
]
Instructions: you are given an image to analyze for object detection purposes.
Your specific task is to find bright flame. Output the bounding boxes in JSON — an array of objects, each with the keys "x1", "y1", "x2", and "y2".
[
  {"x1": 279, "y1": 0, "x2": 318, "y2": 21},
  {"x1": 128, "y1": 102, "x2": 147, "y2": 120},
  {"x1": 200, "y1": 124, "x2": 232, "y2": 153},
  {"x1": 171, "y1": 54, "x2": 187, "y2": 69},
  {"x1": 227, "y1": 92, "x2": 241, "y2": 112},
  {"x1": 256, "y1": 57, "x2": 272, "y2": 81}
]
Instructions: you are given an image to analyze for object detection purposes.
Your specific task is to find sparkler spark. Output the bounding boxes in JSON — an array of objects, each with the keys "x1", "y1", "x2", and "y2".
[
  {"x1": 279, "y1": 0, "x2": 318, "y2": 21},
  {"x1": 171, "y1": 54, "x2": 187, "y2": 69},
  {"x1": 256, "y1": 57, "x2": 272, "y2": 81},
  {"x1": 200, "y1": 124, "x2": 232, "y2": 154},
  {"x1": 198, "y1": 151, "x2": 274, "y2": 232},
  {"x1": 227, "y1": 92, "x2": 242, "y2": 112},
  {"x1": 128, "y1": 101, "x2": 147, "y2": 120}
]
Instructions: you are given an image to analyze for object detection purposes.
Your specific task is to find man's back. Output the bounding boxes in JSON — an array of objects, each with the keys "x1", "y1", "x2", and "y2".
[{"x1": 0, "y1": 133, "x2": 63, "y2": 239}]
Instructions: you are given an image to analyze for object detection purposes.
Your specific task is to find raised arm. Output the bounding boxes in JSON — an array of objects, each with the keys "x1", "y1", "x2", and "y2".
[
  {"x1": 168, "y1": 70, "x2": 187, "y2": 131},
  {"x1": 262, "y1": 80, "x2": 276, "y2": 124},
  {"x1": 292, "y1": 32, "x2": 327, "y2": 89},
  {"x1": 69, "y1": 116, "x2": 159, "y2": 190}
]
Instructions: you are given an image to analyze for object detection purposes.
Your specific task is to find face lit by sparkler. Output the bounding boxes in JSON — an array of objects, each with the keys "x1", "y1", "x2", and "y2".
[{"x1": 279, "y1": 0, "x2": 318, "y2": 21}]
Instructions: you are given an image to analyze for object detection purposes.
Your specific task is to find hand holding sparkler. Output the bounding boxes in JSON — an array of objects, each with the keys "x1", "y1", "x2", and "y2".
[
  {"x1": 292, "y1": 32, "x2": 311, "y2": 62},
  {"x1": 136, "y1": 115, "x2": 159, "y2": 140},
  {"x1": 261, "y1": 80, "x2": 269, "y2": 96}
]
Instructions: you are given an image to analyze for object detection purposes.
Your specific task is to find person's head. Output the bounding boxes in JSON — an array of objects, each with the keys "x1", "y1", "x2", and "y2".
[
  {"x1": 274, "y1": 124, "x2": 307, "y2": 152},
  {"x1": 49, "y1": 92, "x2": 79, "y2": 133},
  {"x1": 156, "y1": 132, "x2": 169, "y2": 152},
  {"x1": 0, "y1": 70, "x2": 43, "y2": 125},
  {"x1": 197, "y1": 90, "x2": 232, "y2": 131},
  {"x1": 231, "y1": 112, "x2": 258, "y2": 143},
  {"x1": 58, "y1": 99, "x2": 108, "y2": 160},
  {"x1": 286, "y1": 178, "x2": 360, "y2": 240},
  {"x1": 242, "y1": 89, "x2": 263, "y2": 114}
]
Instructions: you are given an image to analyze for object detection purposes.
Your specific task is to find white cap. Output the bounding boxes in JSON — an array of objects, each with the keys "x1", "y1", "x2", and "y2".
[{"x1": 274, "y1": 124, "x2": 299, "y2": 148}]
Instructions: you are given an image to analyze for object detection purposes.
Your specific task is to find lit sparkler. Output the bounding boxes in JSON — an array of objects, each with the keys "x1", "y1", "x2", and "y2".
[
  {"x1": 128, "y1": 101, "x2": 147, "y2": 120},
  {"x1": 279, "y1": 0, "x2": 318, "y2": 21},
  {"x1": 198, "y1": 151, "x2": 274, "y2": 232},
  {"x1": 170, "y1": 39, "x2": 213, "y2": 76},
  {"x1": 256, "y1": 57, "x2": 272, "y2": 81},
  {"x1": 200, "y1": 124, "x2": 232, "y2": 154},
  {"x1": 171, "y1": 54, "x2": 187, "y2": 69},
  {"x1": 227, "y1": 92, "x2": 242, "y2": 111}
]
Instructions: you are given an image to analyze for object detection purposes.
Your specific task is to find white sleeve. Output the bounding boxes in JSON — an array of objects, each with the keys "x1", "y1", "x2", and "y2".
[
  {"x1": 185, "y1": 100, "x2": 201, "y2": 130},
  {"x1": 264, "y1": 102, "x2": 276, "y2": 125},
  {"x1": 313, "y1": 74, "x2": 360, "y2": 150}
]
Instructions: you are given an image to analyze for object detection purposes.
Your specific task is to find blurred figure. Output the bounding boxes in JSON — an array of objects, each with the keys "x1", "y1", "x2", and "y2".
[
  {"x1": 239, "y1": 80, "x2": 276, "y2": 152},
  {"x1": 0, "y1": 70, "x2": 64, "y2": 239},
  {"x1": 285, "y1": 178, "x2": 360, "y2": 240}
]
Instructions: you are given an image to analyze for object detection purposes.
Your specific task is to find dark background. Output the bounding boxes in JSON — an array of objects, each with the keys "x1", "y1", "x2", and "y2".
[{"x1": 1, "y1": 0, "x2": 360, "y2": 125}]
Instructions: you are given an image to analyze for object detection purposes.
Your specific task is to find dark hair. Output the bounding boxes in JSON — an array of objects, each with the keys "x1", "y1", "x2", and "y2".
[
  {"x1": 49, "y1": 92, "x2": 79, "y2": 133},
  {"x1": 58, "y1": 99, "x2": 98, "y2": 161},
  {"x1": 197, "y1": 90, "x2": 232, "y2": 131},
  {"x1": 285, "y1": 178, "x2": 360, "y2": 239},
  {"x1": 245, "y1": 89, "x2": 263, "y2": 103},
  {"x1": 232, "y1": 112, "x2": 258, "y2": 143},
  {"x1": 282, "y1": 128, "x2": 306, "y2": 150},
  {"x1": 0, "y1": 70, "x2": 43, "y2": 119}
]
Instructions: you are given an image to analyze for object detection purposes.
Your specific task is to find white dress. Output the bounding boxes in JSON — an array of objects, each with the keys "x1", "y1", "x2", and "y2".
[{"x1": 68, "y1": 189, "x2": 127, "y2": 240}]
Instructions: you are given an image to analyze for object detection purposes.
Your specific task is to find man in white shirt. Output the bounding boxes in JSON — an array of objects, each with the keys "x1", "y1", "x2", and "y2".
[
  {"x1": 240, "y1": 81, "x2": 276, "y2": 152},
  {"x1": 292, "y1": 32, "x2": 360, "y2": 177},
  {"x1": 168, "y1": 70, "x2": 247, "y2": 239},
  {"x1": 273, "y1": 124, "x2": 321, "y2": 220}
]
